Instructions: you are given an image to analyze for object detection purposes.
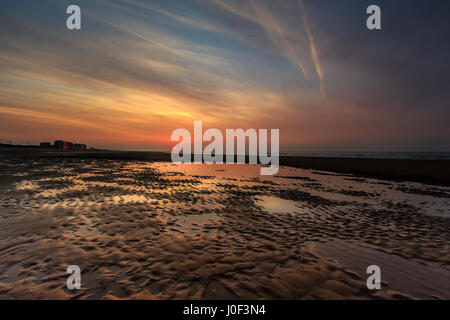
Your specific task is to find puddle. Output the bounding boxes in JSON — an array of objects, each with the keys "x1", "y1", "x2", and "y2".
[
  {"x1": 0, "y1": 264, "x2": 21, "y2": 283},
  {"x1": 255, "y1": 195, "x2": 306, "y2": 215},
  {"x1": 306, "y1": 239, "x2": 450, "y2": 299}
]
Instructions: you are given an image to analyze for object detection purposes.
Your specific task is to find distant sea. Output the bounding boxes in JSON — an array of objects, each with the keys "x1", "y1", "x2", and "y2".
[{"x1": 280, "y1": 151, "x2": 450, "y2": 160}]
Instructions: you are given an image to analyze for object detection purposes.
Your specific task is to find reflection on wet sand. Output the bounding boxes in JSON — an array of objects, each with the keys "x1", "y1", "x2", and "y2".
[{"x1": 0, "y1": 159, "x2": 449, "y2": 299}]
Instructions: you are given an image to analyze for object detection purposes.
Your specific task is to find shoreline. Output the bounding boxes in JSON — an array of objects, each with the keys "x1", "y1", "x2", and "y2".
[{"x1": 1, "y1": 149, "x2": 450, "y2": 186}]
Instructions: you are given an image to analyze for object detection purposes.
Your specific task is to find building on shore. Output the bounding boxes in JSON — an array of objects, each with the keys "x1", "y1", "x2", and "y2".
[
  {"x1": 54, "y1": 140, "x2": 73, "y2": 150},
  {"x1": 73, "y1": 144, "x2": 87, "y2": 151},
  {"x1": 38, "y1": 140, "x2": 88, "y2": 151}
]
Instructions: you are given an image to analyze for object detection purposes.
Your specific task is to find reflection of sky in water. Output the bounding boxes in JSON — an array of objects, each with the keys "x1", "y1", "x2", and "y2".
[
  {"x1": 2, "y1": 160, "x2": 450, "y2": 219},
  {"x1": 307, "y1": 239, "x2": 450, "y2": 299},
  {"x1": 255, "y1": 196, "x2": 306, "y2": 215}
]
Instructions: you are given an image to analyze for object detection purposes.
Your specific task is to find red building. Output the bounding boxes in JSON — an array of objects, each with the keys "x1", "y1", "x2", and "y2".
[{"x1": 54, "y1": 140, "x2": 73, "y2": 150}]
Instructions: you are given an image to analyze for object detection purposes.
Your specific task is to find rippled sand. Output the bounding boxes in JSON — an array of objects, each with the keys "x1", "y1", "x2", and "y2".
[{"x1": 0, "y1": 158, "x2": 449, "y2": 299}]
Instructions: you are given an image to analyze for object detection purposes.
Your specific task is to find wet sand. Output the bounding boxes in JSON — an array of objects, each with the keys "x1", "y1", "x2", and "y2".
[
  {"x1": 0, "y1": 153, "x2": 449, "y2": 299},
  {"x1": 2, "y1": 149, "x2": 450, "y2": 186}
]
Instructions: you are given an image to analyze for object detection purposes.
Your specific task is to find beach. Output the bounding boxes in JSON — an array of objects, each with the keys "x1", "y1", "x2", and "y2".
[
  {"x1": 2, "y1": 149, "x2": 450, "y2": 186},
  {"x1": 0, "y1": 150, "x2": 449, "y2": 299}
]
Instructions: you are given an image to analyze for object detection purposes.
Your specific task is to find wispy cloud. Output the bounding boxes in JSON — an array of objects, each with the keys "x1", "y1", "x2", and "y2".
[
  {"x1": 248, "y1": 0, "x2": 308, "y2": 78},
  {"x1": 298, "y1": 0, "x2": 325, "y2": 97}
]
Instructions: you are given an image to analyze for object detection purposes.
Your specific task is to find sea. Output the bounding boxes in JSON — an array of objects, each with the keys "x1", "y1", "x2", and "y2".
[{"x1": 279, "y1": 151, "x2": 450, "y2": 160}]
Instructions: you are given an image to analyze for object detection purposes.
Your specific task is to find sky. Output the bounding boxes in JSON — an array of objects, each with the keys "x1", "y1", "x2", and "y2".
[{"x1": 0, "y1": 0, "x2": 449, "y2": 151}]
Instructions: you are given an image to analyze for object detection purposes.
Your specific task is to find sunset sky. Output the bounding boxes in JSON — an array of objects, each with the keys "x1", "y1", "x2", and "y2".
[{"x1": 0, "y1": 0, "x2": 449, "y2": 151}]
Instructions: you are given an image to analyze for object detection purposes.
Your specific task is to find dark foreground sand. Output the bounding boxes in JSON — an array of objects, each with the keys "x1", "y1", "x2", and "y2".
[{"x1": 0, "y1": 151, "x2": 449, "y2": 299}]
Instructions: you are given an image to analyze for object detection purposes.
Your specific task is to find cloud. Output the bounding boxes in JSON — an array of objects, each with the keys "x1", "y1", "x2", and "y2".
[
  {"x1": 248, "y1": 0, "x2": 308, "y2": 78},
  {"x1": 0, "y1": 0, "x2": 449, "y2": 150},
  {"x1": 298, "y1": 0, "x2": 325, "y2": 97}
]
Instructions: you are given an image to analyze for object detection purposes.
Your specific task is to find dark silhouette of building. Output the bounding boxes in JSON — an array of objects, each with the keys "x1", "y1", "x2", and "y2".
[
  {"x1": 40, "y1": 142, "x2": 51, "y2": 148},
  {"x1": 54, "y1": 140, "x2": 73, "y2": 150},
  {"x1": 54, "y1": 140, "x2": 63, "y2": 149},
  {"x1": 73, "y1": 144, "x2": 87, "y2": 151}
]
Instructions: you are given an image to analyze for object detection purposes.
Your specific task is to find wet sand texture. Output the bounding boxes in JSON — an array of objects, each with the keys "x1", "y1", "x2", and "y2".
[
  {"x1": 0, "y1": 157, "x2": 449, "y2": 299},
  {"x1": 2, "y1": 149, "x2": 450, "y2": 186}
]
